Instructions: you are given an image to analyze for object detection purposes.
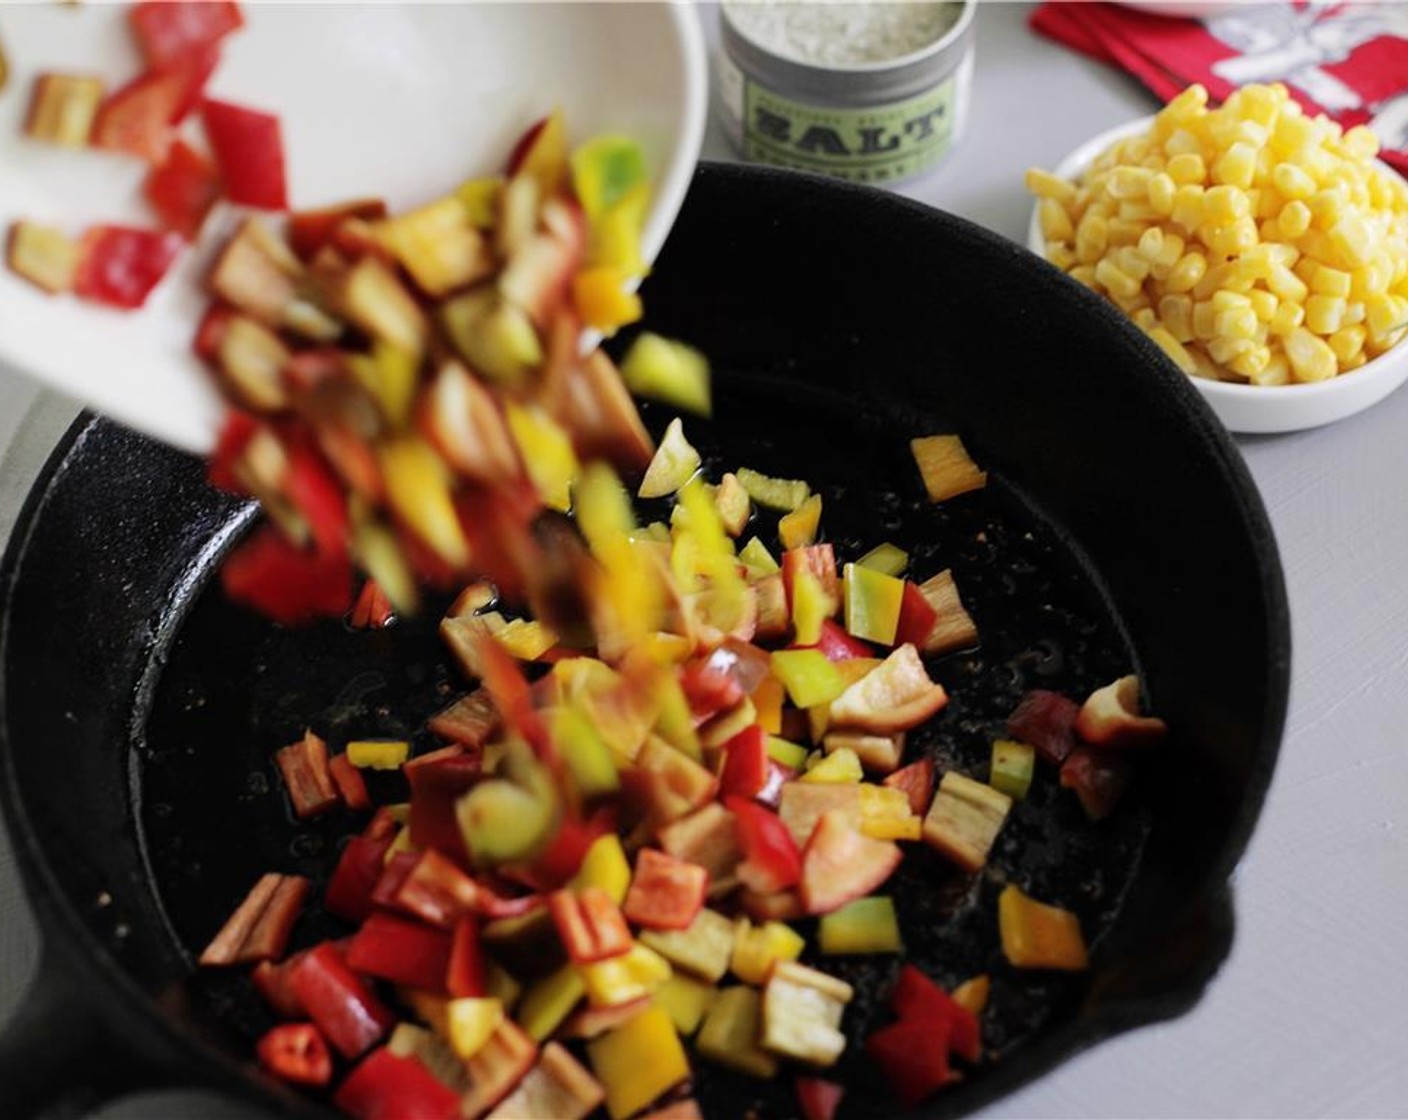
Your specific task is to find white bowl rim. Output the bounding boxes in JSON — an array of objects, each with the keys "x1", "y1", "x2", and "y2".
[{"x1": 1026, "y1": 114, "x2": 1408, "y2": 407}]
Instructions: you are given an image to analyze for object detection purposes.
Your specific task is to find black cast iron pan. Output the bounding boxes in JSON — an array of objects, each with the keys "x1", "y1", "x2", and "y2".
[{"x1": 0, "y1": 163, "x2": 1289, "y2": 1119}]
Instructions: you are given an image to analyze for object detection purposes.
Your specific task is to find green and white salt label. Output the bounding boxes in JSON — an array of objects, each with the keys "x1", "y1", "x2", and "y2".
[{"x1": 737, "y1": 69, "x2": 962, "y2": 184}]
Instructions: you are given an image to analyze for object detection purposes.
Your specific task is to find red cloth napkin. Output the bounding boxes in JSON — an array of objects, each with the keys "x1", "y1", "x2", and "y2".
[{"x1": 1032, "y1": 2, "x2": 1408, "y2": 175}]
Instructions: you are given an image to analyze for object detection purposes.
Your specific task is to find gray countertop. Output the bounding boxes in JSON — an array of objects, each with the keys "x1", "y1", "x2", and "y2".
[{"x1": 3, "y1": 3, "x2": 1406, "y2": 1117}]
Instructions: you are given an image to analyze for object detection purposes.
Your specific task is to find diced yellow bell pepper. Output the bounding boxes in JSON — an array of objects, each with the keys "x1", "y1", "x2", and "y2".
[
  {"x1": 951, "y1": 973, "x2": 991, "y2": 1016},
  {"x1": 767, "y1": 734, "x2": 808, "y2": 771},
  {"x1": 575, "y1": 461, "x2": 638, "y2": 553},
  {"x1": 998, "y1": 884, "x2": 1089, "y2": 971},
  {"x1": 519, "y1": 963, "x2": 588, "y2": 1042},
  {"x1": 455, "y1": 176, "x2": 503, "y2": 228},
  {"x1": 802, "y1": 747, "x2": 863, "y2": 784},
  {"x1": 817, "y1": 897, "x2": 903, "y2": 955},
  {"x1": 770, "y1": 650, "x2": 846, "y2": 709},
  {"x1": 517, "y1": 109, "x2": 569, "y2": 197},
  {"x1": 695, "y1": 986, "x2": 778, "y2": 1079},
  {"x1": 655, "y1": 973, "x2": 718, "y2": 1037},
  {"x1": 807, "y1": 704, "x2": 830, "y2": 745},
  {"x1": 379, "y1": 437, "x2": 470, "y2": 569},
  {"x1": 856, "y1": 542, "x2": 909, "y2": 577},
  {"x1": 911, "y1": 435, "x2": 986, "y2": 503},
  {"x1": 446, "y1": 997, "x2": 505, "y2": 1060},
  {"x1": 553, "y1": 706, "x2": 620, "y2": 800},
  {"x1": 382, "y1": 825, "x2": 415, "y2": 864},
  {"x1": 736, "y1": 468, "x2": 810, "y2": 513},
  {"x1": 739, "y1": 536, "x2": 780, "y2": 574},
  {"x1": 791, "y1": 568, "x2": 832, "y2": 646},
  {"x1": 586, "y1": 1005, "x2": 690, "y2": 1120},
  {"x1": 860, "y1": 815, "x2": 922, "y2": 841},
  {"x1": 639, "y1": 908, "x2": 736, "y2": 984},
  {"x1": 730, "y1": 918, "x2": 805, "y2": 986},
  {"x1": 639, "y1": 417, "x2": 701, "y2": 500},
  {"x1": 346, "y1": 740, "x2": 410, "y2": 770},
  {"x1": 573, "y1": 266, "x2": 643, "y2": 335},
  {"x1": 580, "y1": 943, "x2": 672, "y2": 1008},
  {"x1": 505, "y1": 402, "x2": 579, "y2": 513},
  {"x1": 753, "y1": 677, "x2": 785, "y2": 736},
  {"x1": 571, "y1": 135, "x2": 649, "y2": 221},
  {"x1": 713, "y1": 472, "x2": 752, "y2": 537},
  {"x1": 570, "y1": 834, "x2": 633, "y2": 905},
  {"x1": 588, "y1": 183, "x2": 648, "y2": 274},
  {"x1": 843, "y1": 563, "x2": 906, "y2": 646},
  {"x1": 620, "y1": 333, "x2": 712, "y2": 416},
  {"x1": 778, "y1": 494, "x2": 823, "y2": 551}
]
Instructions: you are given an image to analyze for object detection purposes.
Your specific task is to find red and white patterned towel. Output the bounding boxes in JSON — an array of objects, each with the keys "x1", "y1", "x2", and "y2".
[{"x1": 1031, "y1": 1, "x2": 1408, "y2": 175}]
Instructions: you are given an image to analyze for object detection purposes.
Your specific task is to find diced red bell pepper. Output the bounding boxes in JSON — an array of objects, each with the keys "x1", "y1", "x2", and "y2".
[
  {"x1": 471, "y1": 630, "x2": 553, "y2": 764},
  {"x1": 325, "y1": 836, "x2": 391, "y2": 924},
  {"x1": 220, "y1": 524, "x2": 354, "y2": 626},
  {"x1": 804, "y1": 619, "x2": 875, "y2": 663},
  {"x1": 73, "y1": 226, "x2": 183, "y2": 309},
  {"x1": 796, "y1": 1077, "x2": 844, "y2": 1120},
  {"x1": 725, "y1": 795, "x2": 801, "y2": 894},
  {"x1": 363, "y1": 806, "x2": 401, "y2": 844},
  {"x1": 349, "y1": 580, "x2": 394, "y2": 631},
  {"x1": 274, "y1": 730, "x2": 339, "y2": 820},
  {"x1": 894, "y1": 582, "x2": 940, "y2": 648},
  {"x1": 781, "y1": 544, "x2": 839, "y2": 607},
  {"x1": 621, "y1": 848, "x2": 708, "y2": 931},
  {"x1": 346, "y1": 913, "x2": 453, "y2": 993},
  {"x1": 447, "y1": 915, "x2": 487, "y2": 998},
  {"x1": 548, "y1": 887, "x2": 634, "y2": 963},
  {"x1": 329, "y1": 752, "x2": 371, "y2": 811},
  {"x1": 129, "y1": 1, "x2": 244, "y2": 68},
  {"x1": 882, "y1": 757, "x2": 935, "y2": 817},
  {"x1": 719, "y1": 725, "x2": 769, "y2": 801},
  {"x1": 890, "y1": 965, "x2": 982, "y2": 1063},
  {"x1": 195, "y1": 305, "x2": 238, "y2": 369},
  {"x1": 1059, "y1": 746, "x2": 1133, "y2": 821},
  {"x1": 288, "y1": 942, "x2": 393, "y2": 1060},
  {"x1": 288, "y1": 198, "x2": 388, "y2": 261},
  {"x1": 865, "y1": 1015, "x2": 951, "y2": 1108},
  {"x1": 679, "y1": 656, "x2": 745, "y2": 721},
  {"x1": 333, "y1": 1047, "x2": 462, "y2": 1120},
  {"x1": 395, "y1": 849, "x2": 544, "y2": 927},
  {"x1": 144, "y1": 140, "x2": 221, "y2": 239},
  {"x1": 370, "y1": 851, "x2": 420, "y2": 913},
  {"x1": 1008, "y1": 690, "x2": 1079, "y2": 766},
  {"x1": 282, "y1": 439, "x2": 350, "y2": 556},
  {"x1": 199, "y1": 872, "x2": 309, "y2": 966},
  {"x1": 92, "y1": 52, "x2": 218, "y2": 160},
  {"x1": 405, "y1": 746, "x2": 479, "y2": 862},
  {"x1": 256, "y1": 1022, "x2": 332, "y2": 1088},
  {"x1": 252, "y1": 955, "x2": 306, "y2": 1019},
  {"x1": 203, "y1": 98, "x2": 288, "y2": 210},
  {"x1": 511, "y1": 808, "x2": 614, "y2": 892}
]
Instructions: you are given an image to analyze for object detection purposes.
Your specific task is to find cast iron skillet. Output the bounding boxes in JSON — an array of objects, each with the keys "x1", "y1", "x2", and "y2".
[{"x1": 0, "y1": 163, "x2": 1289, "y2": 1119}]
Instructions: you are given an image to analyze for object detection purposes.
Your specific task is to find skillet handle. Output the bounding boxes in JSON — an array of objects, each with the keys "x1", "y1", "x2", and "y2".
[{"x1": 0, "y1": 946, "x2": 170, "y2": 1119}]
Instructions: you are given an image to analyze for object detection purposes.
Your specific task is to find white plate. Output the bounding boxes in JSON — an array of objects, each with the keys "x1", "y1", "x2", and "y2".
[
  {"x1": 1028, "y1": 116, "x2": 1408, "y2": 434},
  {"x1": 0, "y1": 3, "x2": 708, "y2": 453}
]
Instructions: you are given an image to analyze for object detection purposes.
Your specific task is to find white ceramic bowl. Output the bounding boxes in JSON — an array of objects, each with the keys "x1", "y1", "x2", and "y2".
[
  {"x1": 1028, "y1": 117, "x2": 1408, "y2": 434},
  {"x1": 0, "y1": 3, "x2": 708, "y2": 453}
]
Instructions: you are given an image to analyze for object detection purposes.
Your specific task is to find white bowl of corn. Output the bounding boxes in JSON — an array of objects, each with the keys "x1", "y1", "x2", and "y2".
[{"x1": 1026, "y1": 83, "x2": 1408, "y2": 434}]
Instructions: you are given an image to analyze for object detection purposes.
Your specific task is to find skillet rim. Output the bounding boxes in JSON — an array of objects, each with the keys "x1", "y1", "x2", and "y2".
[{"x1": 0, "y1": 160, "x2": 1291, "y2": 1118}]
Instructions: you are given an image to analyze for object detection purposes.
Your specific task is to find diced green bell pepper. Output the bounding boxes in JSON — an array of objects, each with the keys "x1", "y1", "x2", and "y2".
[
  {"x1": 990, "y1": 738, "x2": 1036, "y2": 800},
  {"x1": 817, "y1": 896, "x2": 904, "y2": 955},
  {"x1": 856, "y1": 541, "x2": 909, "y2": 577},
  {"x1": 770, "y1": 649, "x2": 846, "y2": 709}
]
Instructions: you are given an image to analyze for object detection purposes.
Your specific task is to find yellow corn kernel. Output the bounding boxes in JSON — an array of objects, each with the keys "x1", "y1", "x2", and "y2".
[
  {"x1": 1211, "y1": 290, "x2": 1253, "y2": 313},
  {"x1": 1045, "y1": 242, "x2": 1076, "y2": 270},
  {"x1": 1069, "y1": 264, "x2": 1098, "y2": 289},
  {"x1": 1025, "y1": 168, "x2": 1077, "y2": 204},
  {"x1": 1108, "y1": 165, "x2": 1153, "y2": 200},
  {"x1": 1293, "y1": 257, "x2": 1320, "y2": 285},
  {"x1": 1204, "y1": 185, "x2": 1249, "y2": 224},
  {"x1": 1272, "y1": 162, "x2": 1316, "y2": 200},
  {"x1": 1132, "y1": 307, "x2": 1157, "y2": 331},
  {"x1": 1147, "y1": 172, "x2": 1176, "y2": 216},
  {"x1": 1328, "y1": 325, "x2": 1366, "y2": 363},
  {"x1": 1150, "y1": 231, "x2": 1185, "y2": 275},
  {"x1": 1305, "y1": 293, "x2": 1346, "y2": 334},
  {"x1": 1270, "y1": 300, "x2": 1305, "y2": 336},
  {"x1": 1158, "y1": 294, "x2": 1195, "y2": 341},
  {"x1": 1227, "y1": 345, "x2": 1271, "y2": 379},
  {"x1": 1115, "y1": 245, "x2": 1150, "y2": 281},
  {"x1": 1094, "y1": 257, "x2": 1142, "y2": 301},
  {"x1": 1252, "y1": 351, "x2": 1290, "y2": 386},
  {"x1": 1171, "y1": 185, "x2": 1205, "y2": 231},
  {"x1": 1163, "y1": 83, "x2": 1209, "y2": 122},
  {"x1": 1213, "y1": 143, "x2": 1257, "y2": 190},
  {"x1": 1215, "y1": 307, "x2": 1259, "y2": 340},
  {"x1": 1075, "y1": 214, "x2": 1109, "y2": 264},
  {"x1": 1117, "y1": 200, "x2": 1159, "y2": 224},
  {"x1": 1192, "y1": 300, "x2": 1217, "y2": 340},
  {"x1": 1249, "y1": 289, "x2": 1278, "y2": 322},
  {"x1": 1328, "y1": 214, "x2": 1374, "y2": 267},
  {"x1": 1277, "y1": 199, "x2": 1312, "y2": 238},
  {"x1": 1136, "y1": 226, "x2": 1164, "y2": 261},
  {"x1": 1166, "y1": 152, "x2": 1206, "y2": 185},
  {"x1": 1253, "y1": 187, "x2": 1284, "y2": 220},
  {"x1": 1308, "y1": 188, "x2": 1349, "y2": 231},
  {"x1": 1343, "y1": 299, "x2": 1366, "y2": 326},
  {"x1": 1147, "y1": 326, "x2": 1197, "y2": 373},
  {"x1": 1351, "y1": 258, "x2": 1391, "y2": 299},
  {"x1": 1268, "y1": 264, "x2": 1309, "y2": 303},
  {"x1": 1163, "y1": 128, "x2": 1202, "y2": 157},
  {"x1": 1107, "y1": 219, "x2": 1146, "y2": 246},
  {"x1": 1207, "y1": 336, "x2": 1254, "y2": 365},
  {"x1": 1341, "y1": 125, "x2": 1379, "y2": 162},
  {"x1": 1285, "y1": 326, "x2": 1338, "y2": 381},
  {"x1": 1166, "y1": 251, "x2": 1208, "y2": 293},
  {"x1": 1366, "y1": 294, "x2": 1407, "y2": 339},
  {"x1": 1038, "y1": 198, "x2": 1074, "y2": 242}
]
